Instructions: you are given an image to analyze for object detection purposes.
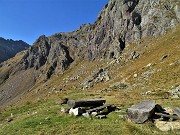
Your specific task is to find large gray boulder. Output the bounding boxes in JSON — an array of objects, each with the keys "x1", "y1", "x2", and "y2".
[{"x1": 127, "y1": 100, "x2": 156, "y2": 123}]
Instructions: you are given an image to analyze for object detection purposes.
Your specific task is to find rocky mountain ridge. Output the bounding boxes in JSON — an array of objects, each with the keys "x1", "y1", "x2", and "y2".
[
  {"x1": 0, "y1": 37, "x2": 29, "y2": 63},
  {"x1": 12, "y1": 0, "x2": 180, "y2": 78},
  {"x1": 0, "y1": 0, "x2": 179, "y2": 106}
]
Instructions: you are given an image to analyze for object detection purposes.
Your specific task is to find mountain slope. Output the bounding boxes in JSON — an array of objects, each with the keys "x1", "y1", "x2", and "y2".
[
  {"x1": 0, "y1": 25, "x2": 179, "y2": 135},
  {"x1": 0, "y1": 0, "x2": 179, "y2": 106},
  {"x1": 0, "y1": 37, "x2": 29, "y2": 63}
]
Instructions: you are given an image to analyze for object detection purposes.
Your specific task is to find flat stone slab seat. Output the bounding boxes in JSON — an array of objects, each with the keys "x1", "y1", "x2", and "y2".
[
  {"x1": 67, "y1": 99, "x2": 106, "y2": 108},
  {"x1": 127, "y1": 100, "x2": 156, "y2": 124}
]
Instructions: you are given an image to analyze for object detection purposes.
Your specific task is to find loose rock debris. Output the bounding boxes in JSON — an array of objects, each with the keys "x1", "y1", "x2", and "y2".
[
  {"x1": 60, "y1": 99, "x2": 180, "y2": 131},
  {"x1": 126, "y1": 100, "x2": 180, "y2": 131},
  {"x1": 61, "y1": 99, "x2": 116, "y2": 119}
]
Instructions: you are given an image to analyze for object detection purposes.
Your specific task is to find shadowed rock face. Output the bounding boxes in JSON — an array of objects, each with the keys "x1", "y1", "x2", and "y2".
[
  {"x1": 17, "y1": 35, "x2": 74, "y2": 79},
  {"x1": 0, "y1": 37, "x2": 29, "y2": 63}
]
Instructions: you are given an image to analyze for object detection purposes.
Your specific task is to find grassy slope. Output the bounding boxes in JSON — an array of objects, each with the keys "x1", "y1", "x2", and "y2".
[
  {"x1": 0, "y1": 26, "x2": 180, "y2": 134},
  {"x1": 0, "y1": 100, "x2": 178, "y2": 135}
]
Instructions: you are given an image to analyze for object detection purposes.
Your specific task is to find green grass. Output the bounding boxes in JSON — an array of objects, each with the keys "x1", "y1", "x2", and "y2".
[{"x1": 0, "y1": 99, "x2": 179, "y2": 135}]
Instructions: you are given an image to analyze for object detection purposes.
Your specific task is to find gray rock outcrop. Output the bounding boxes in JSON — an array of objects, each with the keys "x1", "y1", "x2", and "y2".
[
  {"x1": 17, "y1": 35, "x2": 74, "y2": 79},
  {"x1": 127, "y1": 100, "x2": 156, "y2": 123},
  {"x1": 85, "y1": 0, "x2": 180, "y2": 60},
  {"x1": 82, "y1": 69, "x2": 110, "y2": 89},
  {"x1": 8, "y1": 0, "x2": 180, "y2": 80}
]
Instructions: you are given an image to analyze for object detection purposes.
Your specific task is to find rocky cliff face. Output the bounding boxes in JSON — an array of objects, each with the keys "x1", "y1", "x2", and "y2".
[
  {"x1": 16, "y1": 35, "x2": 74, "y2": 79},
  {"x1": 13, "y1": 0, "x2": 180, "y2": 77},
  {"x1": 0, "y1": 0, "x2": 179, "y2": 105},
  {"x1": 86, "y1": 0, "x2": 180, "y2": 59},
  {"x1": 17, "y1": 0, "x2": 180, "y2": 67},
  {"x1": 0, "y1": 37, "x2": 29, "y2": 63}
]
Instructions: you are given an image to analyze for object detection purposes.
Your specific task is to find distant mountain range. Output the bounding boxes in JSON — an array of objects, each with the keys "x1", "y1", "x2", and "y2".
[{"x1": 0, "y1": 37, "x2": 29, "y2": 63}]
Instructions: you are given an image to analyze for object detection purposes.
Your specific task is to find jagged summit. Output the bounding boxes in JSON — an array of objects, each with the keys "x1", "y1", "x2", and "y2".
[
  {"x1": 0, "y1": 0, "x2": 179, "y2": 106},
  {"x1": 16, "y1": 0, "x2": 180, "y2": 71},
  {"x1": 0, "y1": 37, "x2": 29, "y2": 63}
]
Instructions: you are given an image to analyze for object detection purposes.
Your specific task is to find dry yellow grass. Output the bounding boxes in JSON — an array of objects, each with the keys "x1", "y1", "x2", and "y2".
[{"x1": 2, "y1": 25, "x2": 178, "y2": 110}]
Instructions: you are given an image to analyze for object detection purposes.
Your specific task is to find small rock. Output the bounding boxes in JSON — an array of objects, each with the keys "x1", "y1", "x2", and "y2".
[
  {"x1": 91, "y1": 112, "x2": 98, "y2": 117},
  {"x1": 160, "y1": 55, "x2": 168, "y2": 61},
  {"x1": 169, "y1": 85, "x2": 180, "y2": 98},
  {"x1": 82, "y1": 112, "x2": 91, "y2": 118},
  {"x1": 130, "y1": 51, "x2": 139, "y2": 60},
  {"x1": 7, "y1": 118, "x2": 13, "y2": 122},
  {"x1": 69, "y1": 108, "x2": 83, "y2": 116},
  {"x1": 109, "y1": 82, "x2": 128, "y2": 89},
  {"x1": 169, "y1": 63, "x2": 174, "y2": 66},
  {"x1": 133, "y1": 74, "x2": 138, "y2": 78},
  {"x1": 155, "y1": 121, "x2": 180, "y2": 131},
  {"x1": 141, "y1": 91, "x2": 152, "y2": 95},
  {"x1": 172, "y1": 95, "x2": 179, "y2": 99},
  {"x1": 32, "y1": 111, "x2": 38, "y2": 115},
  {"x1": 45, "y1": 117, "x2": 50, "y2": 120},
  {"x1": 96, "y1": 115, "x2": 107, "y2": 119},
  {"x1": 146, "y1": 63, "x2": 153, "y2": 67}
]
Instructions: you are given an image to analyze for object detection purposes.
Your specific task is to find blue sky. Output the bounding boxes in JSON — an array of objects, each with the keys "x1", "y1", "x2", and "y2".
[{"x1": 0, "y1": 0, "x2": 109, "y2": 45}]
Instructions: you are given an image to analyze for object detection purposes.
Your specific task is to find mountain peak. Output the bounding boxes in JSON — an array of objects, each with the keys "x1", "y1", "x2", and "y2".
[{"x1": 0, "y1": 37, "x2": 29, "y2": 63}]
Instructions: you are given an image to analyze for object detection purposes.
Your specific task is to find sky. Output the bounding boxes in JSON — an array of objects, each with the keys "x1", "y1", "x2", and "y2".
[{"x1": 0, "y1": 0, "x2": 109, "y2": 45}]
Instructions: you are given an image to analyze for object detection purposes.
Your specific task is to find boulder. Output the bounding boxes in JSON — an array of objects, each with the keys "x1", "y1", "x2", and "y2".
[{"x1": 127, "y1": 100, "x2": 156, "y2": 123}]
